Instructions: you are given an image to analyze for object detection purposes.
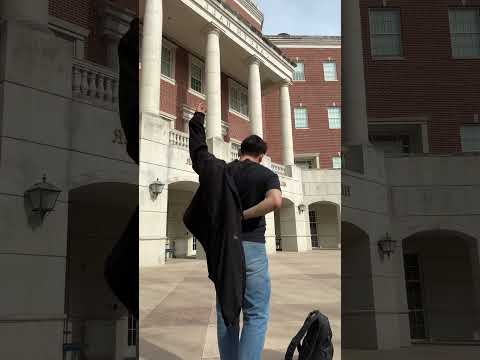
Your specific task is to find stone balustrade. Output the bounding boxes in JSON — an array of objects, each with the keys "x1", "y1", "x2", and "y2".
[
  {"x1": 72, "y1": 58, "x2": 119, "y2": 110},
  {"x1": 231, "y1": 142, "x2": 241, "y2": 161},
  {"x1": 169, "y1": 129, "x2": 190, "y2": 149},
  {"x1": 271, "y1": 162, "x2": 286, "y2": 176}
]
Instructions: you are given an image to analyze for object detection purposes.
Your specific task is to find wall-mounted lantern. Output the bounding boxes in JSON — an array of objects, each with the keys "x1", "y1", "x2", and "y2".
[
  {"x1": 25, "y1": 174, "x2": 61, "y2": 220},
  {"x1": 149, "y1": 178, "x2": 165, "y2": 200},
  {"x1": 298, "y1": 203, "x2": 306, "y2": 214},
  {"x1": 378, "y1": 232, "x2": 397, "y2": 258}
]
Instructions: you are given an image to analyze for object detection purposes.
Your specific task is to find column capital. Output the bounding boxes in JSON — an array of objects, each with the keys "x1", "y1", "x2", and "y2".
[
  {"x1": 203, "y1": 22, "x2": 222, "y2": 36},
  {"x1": 247, "y1": 55, "x2": 262, "y2": 66},
  {"x1": 280, "y1": 78, "x2": 293, "y2": 87}
]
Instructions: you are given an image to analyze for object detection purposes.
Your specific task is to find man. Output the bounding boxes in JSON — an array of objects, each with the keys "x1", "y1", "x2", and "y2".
[{"x1": 186, "y1": 102, "x2": 282, "y2": 360}]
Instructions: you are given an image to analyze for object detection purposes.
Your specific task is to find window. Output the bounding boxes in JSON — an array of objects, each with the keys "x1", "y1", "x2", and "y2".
[
  {"x1": 328, "y1": 107, "x2": 341, "y2": 129},
  {"x1": 127, "y1": 314, "x2": 137, "y2": 346},
  {"x1": 192, "y1": 237, "x2": 197, "y2": 251},
  {"x1": 369, "y1": 8, "x2": 402, "y2": 57},
  {"x1": 323, "y1": 62, "x2": 337, "y2": 81},
  {"x1": 190, "y1": 57, "x2": 204, "y2": 94},
  {"x1": 161, "y1": 44, "x2": 175, "y2": 79},
  {"x1": 229, "y1": 80, "x2": 249, "y2": 117},
  {"x1": 449, "y1": 8, "x2": 480, "y2": 58},
  {"x1": 460, "y1": 125, "x2": 480, "y2": 152},
  {"x1": 295, "y1": 159, "x2": 314, "y2": 169},
  {"x1": 294, "y1": 107, "x2": 309, "y2": 128},
  {"x1": 293, "y1": 62, "x2": 305, "y2": 81},
  {"x1": 332, "y1": 156, "x2": 342, "y2": 169}
]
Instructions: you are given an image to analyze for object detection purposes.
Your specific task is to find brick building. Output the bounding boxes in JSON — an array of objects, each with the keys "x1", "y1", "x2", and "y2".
[
  {"x1": 0, "y1": 0, "x2": 340, "y2": 359},
  {"x1": 342, "y1": 0, "x2": 480, "y2": 352},
  {"x1": 361, "y1": 0, "x2": 480, "y2": 155}
]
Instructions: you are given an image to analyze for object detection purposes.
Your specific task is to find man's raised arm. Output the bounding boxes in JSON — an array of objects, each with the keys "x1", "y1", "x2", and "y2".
[{"x1": 188, "y1": 102, "x2": 216, "y2": 174}]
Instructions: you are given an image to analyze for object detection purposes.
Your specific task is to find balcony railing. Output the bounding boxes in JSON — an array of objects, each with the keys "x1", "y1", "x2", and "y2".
[
  {"x1": 231, "y1": 142, "x2": 241, "y2": 161},
  {"x1": 169, "y1": 129, "x2": 189, "y2": 149},
  {"x1": 72, "y1": 58, "x2": 118, "y2": 110},
  {"x1": 271, "y1": 162, "x2": 286, "y2": 176}
]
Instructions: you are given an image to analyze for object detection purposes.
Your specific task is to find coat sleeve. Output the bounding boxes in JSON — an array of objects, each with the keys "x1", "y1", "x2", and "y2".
[{"x1": 189, "y1": 112, "x2": 222, "y2": 175}]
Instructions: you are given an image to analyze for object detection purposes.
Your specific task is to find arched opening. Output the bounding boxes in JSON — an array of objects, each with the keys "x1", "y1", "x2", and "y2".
[
  {"x1": 274, "y1": 198, "x2": 298, "y2": 251},
  {"x1": 65, "y1": 182, "x2": 138, "y2": 359},
  {"x1": 308, "y1": 201, "x2": 340, "y2": 249},
  {"x1": 166, "y1": 181, "x2": 199, "y2": 259},
  {"x1": 341, "y1": 222, "x2": 378, "y2": 349},
  {"x1": 402, "y1": 230, "x2": 479, "y2": 342}
]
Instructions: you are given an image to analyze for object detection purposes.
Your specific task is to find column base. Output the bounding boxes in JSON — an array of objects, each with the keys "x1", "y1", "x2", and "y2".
[{"x1": 139, "y1": 238, "x2": 166, "y2": 267}]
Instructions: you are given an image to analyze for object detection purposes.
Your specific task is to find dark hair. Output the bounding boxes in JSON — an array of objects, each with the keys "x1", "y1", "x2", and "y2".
[{"x1": 240, "y1": 135, "x2": 268, "y2": 157}]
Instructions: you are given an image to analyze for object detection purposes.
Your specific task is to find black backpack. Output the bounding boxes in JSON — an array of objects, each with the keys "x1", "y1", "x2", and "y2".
[{"x1": 284, "y1": 310, "x2": 334, "y2": 360}]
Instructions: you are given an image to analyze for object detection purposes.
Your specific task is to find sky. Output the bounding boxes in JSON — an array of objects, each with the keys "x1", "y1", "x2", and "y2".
[{"x1": 258, "y1": 0, "x2": 341, "y2": 36}]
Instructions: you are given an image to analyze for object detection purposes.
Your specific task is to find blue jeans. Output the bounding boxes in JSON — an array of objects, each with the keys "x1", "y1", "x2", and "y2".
[{"x1": 217, "y1": 241, "x2": 271, "y2": 360}]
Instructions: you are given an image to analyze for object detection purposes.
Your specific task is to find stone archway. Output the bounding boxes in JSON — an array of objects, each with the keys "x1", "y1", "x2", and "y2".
[
  {"x1": 166, "y1": 181, "x2": 199, "y2": 259},
  {"x1": 341, "y1": 221, "x2": 378, "y2": 349},
  {"x1": 274, "y1": 197, "x2": 298, "y2": 252},
  {"x1": 66, "y1": 182, "x2": 138, "y2": 359},
  {"x1": 308, "y1": 201, "x2": 340, "y2": 249},
  {"x1": 402, "y1": 229, "x2": 480, "y2": 342}
]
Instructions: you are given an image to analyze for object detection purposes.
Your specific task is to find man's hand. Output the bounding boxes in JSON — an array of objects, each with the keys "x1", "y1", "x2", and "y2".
[
  {"x1": 242, "y1": 189, "x2": 283, "y2": 220},
  {"x1": 196, "y1": 102, "x2": 208, "y2": 114}
]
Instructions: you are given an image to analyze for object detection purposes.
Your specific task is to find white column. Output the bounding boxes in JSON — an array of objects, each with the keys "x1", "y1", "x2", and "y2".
[
  {"x1": 0, "y1": 0, "x2": 49, "y2": 25},
  {"x1": 205, "y1": 25, "x2": 222, "y2": 139},
  {"x1": 279, "y1": 80, "x2": 295, "y2": 166},
  {"x1": 248, "y1": 57, "x2": 263, "y2": 137},
  {"x1": 140, "y1": 0, "x2": 163, "y2": 116},
  {"x1": 342, "y1": 0, "x2": 369, "y2": 145}
]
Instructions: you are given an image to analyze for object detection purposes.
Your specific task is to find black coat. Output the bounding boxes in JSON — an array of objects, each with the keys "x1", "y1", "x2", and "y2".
[
  {"x1": 104, "y1": 20, "x2": 139, "y2": 319},
  {"x1": 183, "y1": 112, "x2": 246, "y2": 327}
]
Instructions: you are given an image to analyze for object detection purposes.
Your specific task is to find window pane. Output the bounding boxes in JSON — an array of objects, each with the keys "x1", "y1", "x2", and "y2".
[
  {"x1": 449, "y1": 9, "x2": 480, "y2": 57},
  {"x1": 293, "y1": 62, "x2": 305, "y2": 81},
  {"x1": 294, "y1": 108, "x2": 308, "y2": 128},
  {"x1": 161, "y1": 46, "x2": 172, "y2": 77},
  {"x1": 328, "y1": 107, "x2": 341, "y2": 129},
  {"x1": 332, "y1": 156, "x2": 342, "y2": 169},
  {"x1": 323, "y1": 62, "x2": 337, "y2": 81},
  {"x1": 460, "y1": 125, "x2": 480, "y2": 151},
  {"x1": 229, "y1": 82, "x2": 249, "y2": 116},
  {"x1": 191, "y1": 62, "x2": 203, "y2": 93},
  {"x1": 369, "y1": 9, "x2": 402, "y2": 56}
]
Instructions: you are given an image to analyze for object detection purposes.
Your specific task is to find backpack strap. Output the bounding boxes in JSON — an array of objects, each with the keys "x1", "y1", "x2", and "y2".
[{"x1": 284, "y1": 311, "x2": 320, "y2": 360}]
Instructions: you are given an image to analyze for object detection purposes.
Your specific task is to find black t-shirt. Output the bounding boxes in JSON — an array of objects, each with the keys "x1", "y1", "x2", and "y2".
[{"x1": 228, "y1": 159, "x2": 281, "y2": 243}]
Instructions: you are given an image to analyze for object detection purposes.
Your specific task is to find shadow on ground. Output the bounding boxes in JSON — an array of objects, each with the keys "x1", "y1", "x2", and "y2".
[
  {"x1": 264, "y1": 348, "x2": 290, "y2": 359},
  {"x1": 139, "y1": 338, "x2": 183, "y2": 360}
]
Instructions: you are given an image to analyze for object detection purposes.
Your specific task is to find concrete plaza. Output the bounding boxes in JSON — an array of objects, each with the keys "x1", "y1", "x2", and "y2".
[{"x1": 139, "y1": 250, "x2": 341, "y2": 359}]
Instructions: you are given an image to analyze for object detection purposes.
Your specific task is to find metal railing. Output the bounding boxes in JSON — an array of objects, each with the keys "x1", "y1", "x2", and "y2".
[{"x1": 231, "y1": 142, "x2": 241, "y2": 161}]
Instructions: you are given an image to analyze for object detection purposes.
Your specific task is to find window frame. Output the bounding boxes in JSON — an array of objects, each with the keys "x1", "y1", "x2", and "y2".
[
  {"x1": 294, "y1": 107, "x2": 309, "y2": 129},
  {"x1": 323, "y1": 61, "x2": 338, "y2": 81},
  {"x1": 293, "y1": 61, "x2": 305, "y2": 81},
  {"x1": 188, "y1": 55, "x2": 206, "y2": 99},
  {"x1": 161, "y1": 39, "x2": 177, "y2": 84},
  {"x1": 368, "y1": 7, "x2": 404, "y2": 59},
  {"x1": 460, "y1": 124, "x2": 480, "y2": 152},
  {"x1": 448, "y1": 7, "x2": 480, "y2": 59},
  {"x1": 228, "y1": 78, "x2": 249, "y2": 120},
  {"x1": 327, "y1": 106, "x2": 341, "y2": 129},
  {"x1": 332, "y1": 156, "x2": 342, "y2": 169},
  {"x1": 127, "y1": 313, "x2": 138, "y2": 347}
]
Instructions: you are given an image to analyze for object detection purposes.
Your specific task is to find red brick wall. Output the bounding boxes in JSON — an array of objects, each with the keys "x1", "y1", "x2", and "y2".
[
  {"x1": 49, "y1": 0, "x2": 138, "y2": 65},
  {"x1": 159, "y1": 45, "x2": 253, "y2": 142},
  {"x1": 360, "y1": 0, "x2": 480, "y2": 153},
  {"x1": 223, "y1": 0, "x2": 262, "y2": 32},
  {"x1": 263, "y1": 47, "x2": 342, "y2": 168}
]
